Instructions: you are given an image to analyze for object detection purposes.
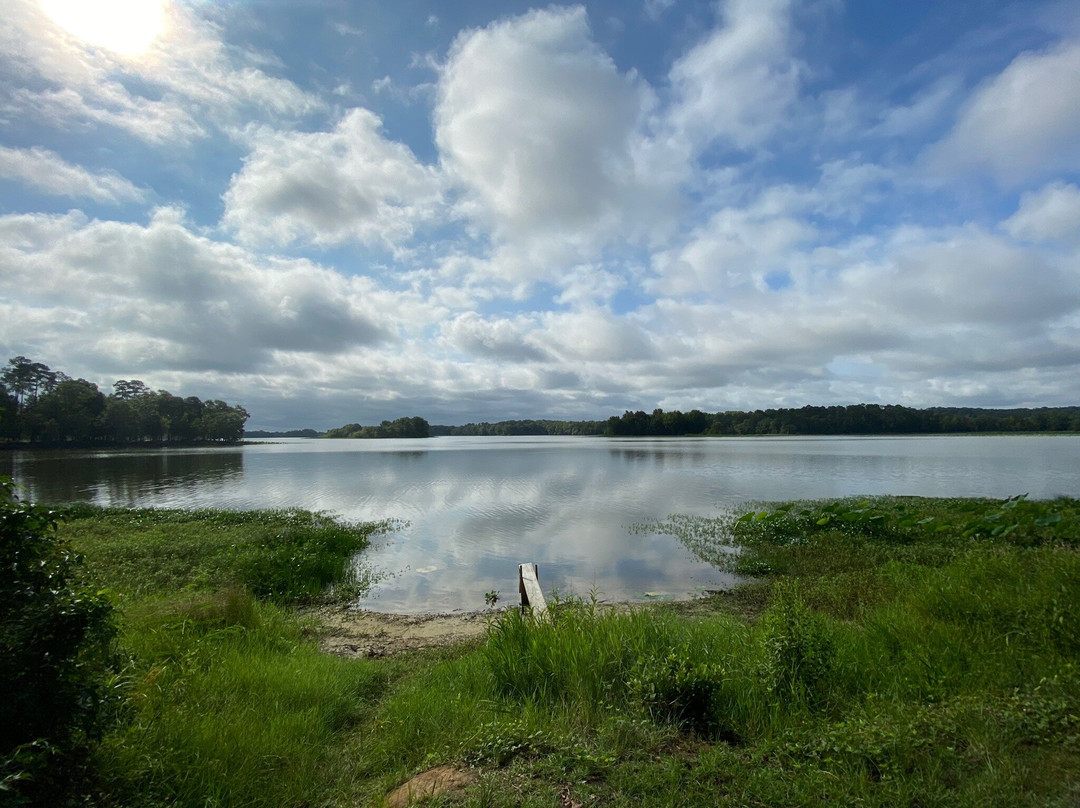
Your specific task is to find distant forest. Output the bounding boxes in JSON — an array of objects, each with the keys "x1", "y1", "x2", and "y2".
[
  {"x1": 323, "y1": 416, "x2": 431, "y2": 439},
  {"x1": 325, "y1": 405, "x2": 1079, "y2": 439},
  {"x1": 0, "y1": 356, "x2": 249, "y2": 446},
  {"x1": 246, "y1": 429, "x2": 320, "y2": 438},
  {"x1": 601, "y1": 404, "x2": 1080, "y2": 436}
]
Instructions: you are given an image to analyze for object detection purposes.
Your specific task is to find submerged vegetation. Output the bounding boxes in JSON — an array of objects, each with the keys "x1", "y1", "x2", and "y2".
[{"x1": 3, "y1": 489, "x2": 1078, "y2": 806}]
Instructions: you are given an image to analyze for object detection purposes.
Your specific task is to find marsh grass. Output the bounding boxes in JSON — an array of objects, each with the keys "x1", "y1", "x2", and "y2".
[
  {"x1": 61, "y1": 505, "x2": 390, "y2": 603},
  {"x1": 58, "y1": 497, "x2": 1080, "y2": 807},
  {"x1": 95, "y1": 590, "x2": 388, "y2": 807},
  {"x1": 55, "y1": 507, "x2": 391, "y2": 807}
]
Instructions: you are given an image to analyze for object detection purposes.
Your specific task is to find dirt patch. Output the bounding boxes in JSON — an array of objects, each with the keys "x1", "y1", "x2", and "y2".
[
  {"x1": 385, "y1": 765, "x2": 478, "y2": 807},
  {"x1": 304, "y1": 605, "x2": 492, "y2": 658}
]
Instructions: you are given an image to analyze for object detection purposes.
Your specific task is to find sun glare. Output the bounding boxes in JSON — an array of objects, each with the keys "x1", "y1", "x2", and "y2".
[{"x1": 41, "y1": 0, "x2": 167, "y2": 56}]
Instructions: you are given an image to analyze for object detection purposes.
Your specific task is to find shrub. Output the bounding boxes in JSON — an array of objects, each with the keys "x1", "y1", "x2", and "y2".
[
  {"x1": 628, "y1": 648, "x2": 730, "y2": 735},
  {"x1": 0, "y1": 478, "x2": 117, "y2": 804},
  {"x1": 758, "y1": 580, "x2": 835, "y2": 708}
]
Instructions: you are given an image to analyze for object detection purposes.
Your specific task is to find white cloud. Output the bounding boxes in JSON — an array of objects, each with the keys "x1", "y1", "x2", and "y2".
[
  {"x1": 4, "y1": 84, "x2": 205, "y2": 146},
  {"x1": 651, "y1": 204, "x2": 815, "y2": 296},
  {"x1": 925, "y1": 40, "x2": 1080, "y2": 184},
  {"x1": 0, "y1": 145, "x2": 144, "y2": 203},
  {"x1": 223, "y1": 108, "x2": 444, "y2": 248},
  {"x1": 0, "y1": 209, "x2": 399, "y2": 373},
  {"x1": 0, "y1": 0, "x2": 322, "y2": 146},
  {"x1": 636, "y1": 215, "x2": 1080, "y2": 407},
  {"x1": 668, "y1": 0, "x2": 803, "y2": 153},
  {"x1": 1003, "y1": 182, "x2": 1080, "y2": 244},
  {"x1": 643, "y1": 0, "x2": 676, "y2": 21},
  {"x1": 537, "y1": 308, "x2": 657, "y2": 362},
  {"x1": 434, "y1": 5, "x2": 679, "y2": 279},
  {"x1": 872, "y1": 77, "x2": 961, "y2": 138},
  {"x1": 441, "y1": 312, "x2": 548, "y2": 362}
]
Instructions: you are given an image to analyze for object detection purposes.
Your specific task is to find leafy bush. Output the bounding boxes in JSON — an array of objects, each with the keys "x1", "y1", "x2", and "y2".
[
  {"x1": 628, "y1": 648, "x2": 731, "y2": 735},
  {"x1": 757, "y1": 580, "x2": 835, "y2": 707},
  {"x1": 0, "y1": 478, "x2": 117, "y2": 804}
]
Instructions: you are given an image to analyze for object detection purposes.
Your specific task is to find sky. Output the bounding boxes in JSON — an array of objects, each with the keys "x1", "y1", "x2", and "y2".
[{"x1": 1, "y1": 0, "x2": 1079, "y2": 429}]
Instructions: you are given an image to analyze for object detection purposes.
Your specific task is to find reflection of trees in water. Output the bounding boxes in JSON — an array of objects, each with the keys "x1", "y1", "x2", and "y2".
[
  {"x1": 391, "y1": 451, "x2": 428, "y2": 461},
  {"x1": 609, "y1": 448, "x2": 707, "y2": 467},
  {"x1": 7, "y1": 450, "x2": 244, "y2": 505}
]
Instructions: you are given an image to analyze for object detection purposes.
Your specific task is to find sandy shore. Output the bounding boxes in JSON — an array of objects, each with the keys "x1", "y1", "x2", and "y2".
[{"x1": 303, "y1": 605, "x2": 492, "y2": 657}]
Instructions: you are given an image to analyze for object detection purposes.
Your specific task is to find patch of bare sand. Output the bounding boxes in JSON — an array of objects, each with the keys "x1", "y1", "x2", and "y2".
[
  {"x1": 385, "y1": 765, "x2": 478, "y2": 807},
  {"x1": 303, "y1": 605, "x2": 491, "y2": 658}
]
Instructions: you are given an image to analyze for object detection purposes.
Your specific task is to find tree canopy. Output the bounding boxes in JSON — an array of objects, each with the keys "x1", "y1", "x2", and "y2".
[
  {"x1": 0, "y1": 357, "x2": 249, "y2": 446},
  {"x1": 323, "y1": 416, "x2": 430, "y2": 439}
]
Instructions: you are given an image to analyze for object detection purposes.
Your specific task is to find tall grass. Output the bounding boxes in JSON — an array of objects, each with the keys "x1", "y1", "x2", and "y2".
[
  {"x1": 56, "y1": 507, "x2": 392, "y2": 807},
  {"x1": 54, "y1": 497, "x2": 1080, "y2": 807},
  {"x1": 62, "y1": 505, "x2": 389, "y2": 603},
  {"x1": 95, "y1": 589, "x2": 387, "y2": 807},
  {"x1": 459, "y1": 498, "x2": 1080, "y2": 806}
]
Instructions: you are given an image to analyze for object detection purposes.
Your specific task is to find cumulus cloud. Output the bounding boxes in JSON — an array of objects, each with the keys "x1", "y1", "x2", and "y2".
[
  {"x1": 441, "y1": 312, "x2": 549, "y2": 362},
  {"x1": 1003, "y1": 182, "x2": 1080, "y2": 244},
  {"x1": 0, "y1": 145, "x2": 144, "y2": 202},
  {"x1": 651, "y1": 205, "x2": 815, "y2": 296},
  {"x1": 924, "y1": 40, "x2": 1080, "y2": 184},
  {"x1": 537, "y1": 308, "x2": 657, "y2": 362},
  {"x1": 223, "y1": 109, "x2": 444, "y2": 248},
  {"x1": 631, "y1": 212, "x2": 1080, "y2": 410},
  {"x1": 4, "y1": 2, "x2": 1080, "y2": 423},
  {"x1": 668, "y1": 0, "x2": 803, "y2": 153},
  {"x1": 435, "y1": 5, "x2": 679, "y2": 277},
  {"x1": 0, "y1": 209, "x2": 395, "y2": 373}
]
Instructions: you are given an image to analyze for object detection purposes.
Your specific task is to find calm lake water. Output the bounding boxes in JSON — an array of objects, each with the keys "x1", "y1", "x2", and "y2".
[{"x1": 4, "y1": 435, "x2": 1078, "y2": 613}]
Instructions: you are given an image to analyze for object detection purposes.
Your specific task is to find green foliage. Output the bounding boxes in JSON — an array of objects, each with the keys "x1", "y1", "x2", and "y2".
[
  {"x1": 323, "y1": 415, "x2": 430, "y2": 439},
  {"x1": 43, "y1": 497, "x2": 1080, "y2": 807},
  {"x1": 0, "y1": 478, "x2": 117, "y2": 805},
  {"x1": 483, "y1": 596, "x2": 681, "y2": 713},
  {"x1": 605, "y1": 403, "x2": 1080, "y2": 436},
  {"x1": 758, "y1": 580, "x2": 835, "y2": 707},
  {"x1": 627, "y1": 648, "x2": 730, "y2": 735},
  {"x1": 0, "y1": 356, "x2": 249, "y2": 445},
  {"x1": 51, "y1": 506, "x2": 393, "y2": 807},
  {"x1": 430, "y1": 418, "x2": 607, "y2": 436},
  {"x1": 95, "y1": 591, "x2": 385, "y2": 808},
  {"x1": 60, "y1": 506, "x2": 389, "y2": 604}
]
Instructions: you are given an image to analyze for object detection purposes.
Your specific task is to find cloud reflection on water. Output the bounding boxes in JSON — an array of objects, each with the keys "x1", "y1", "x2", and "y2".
[{"x1": 5, "y1": 435, "x2": 1079, "y2": 612}]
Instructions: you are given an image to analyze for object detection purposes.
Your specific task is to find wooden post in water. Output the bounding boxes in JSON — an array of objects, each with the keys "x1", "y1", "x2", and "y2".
[{"x1": 518, "y1": 563, "x2": 547, "y2": 615}]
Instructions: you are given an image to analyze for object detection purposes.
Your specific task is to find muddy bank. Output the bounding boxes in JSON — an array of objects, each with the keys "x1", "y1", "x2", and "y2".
[{"x1": 303, "y1": 605, "x2": 492, "y2": 658}]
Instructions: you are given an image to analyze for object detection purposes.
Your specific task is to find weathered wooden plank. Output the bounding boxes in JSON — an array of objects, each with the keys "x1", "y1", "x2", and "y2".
[{"x1": 518, "y1": 562, "x2": 547, "y2": 614}]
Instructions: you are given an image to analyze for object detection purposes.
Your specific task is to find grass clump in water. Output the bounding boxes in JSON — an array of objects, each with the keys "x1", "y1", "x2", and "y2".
[{"x1": 61, "y1": 505, "x2": 390, "y2": 604}]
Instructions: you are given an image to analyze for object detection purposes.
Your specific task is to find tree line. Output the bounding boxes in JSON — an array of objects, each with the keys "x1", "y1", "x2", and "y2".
[
  {"x1": 429, "y1": 418, "x2": 607, "y2": 437},
  {"x1": 603, "y1": 404, "x2": 1080, "y2": 436},
  {"x1": 0, "y1": 356, "x2": 249, "y2": 446},
  {"x1": 321, "y1": 404, "x2": 1080, "y2": 440},
  {"x1": 322, "y1": 416, "x2": 431, "y2": 439}
]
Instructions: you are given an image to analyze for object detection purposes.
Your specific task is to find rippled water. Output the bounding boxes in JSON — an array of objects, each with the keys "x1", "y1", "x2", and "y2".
[{"x1": 4, "y1": 435, "x2": 1078, "y2": 612}]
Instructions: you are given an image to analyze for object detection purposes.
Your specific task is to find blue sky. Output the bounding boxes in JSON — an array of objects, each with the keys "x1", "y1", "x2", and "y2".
[{"x1": 1, "y1": 0, "x2": 1078, "y2": 429}]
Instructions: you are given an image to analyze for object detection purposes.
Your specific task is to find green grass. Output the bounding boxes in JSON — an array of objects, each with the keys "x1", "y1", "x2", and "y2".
[
  {"x1": 53, "y1": 506, "x2": 391, "y2": 807},
  {"x1": 51, "y1": 497, "x2": 1080, "y2": 807},
  {"x1": 62, "y1": 505, "x2": 391, "y2": 603}
]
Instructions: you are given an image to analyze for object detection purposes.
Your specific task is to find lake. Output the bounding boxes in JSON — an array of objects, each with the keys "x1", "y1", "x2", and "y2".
[{"x1": 4, "y1": 434, "x2": 1078, "y2": 613}]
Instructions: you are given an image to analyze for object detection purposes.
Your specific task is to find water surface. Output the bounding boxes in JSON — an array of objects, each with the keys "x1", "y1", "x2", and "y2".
[{"x1": 5, "y1": 435, "x2": 1077, "y2": 612}]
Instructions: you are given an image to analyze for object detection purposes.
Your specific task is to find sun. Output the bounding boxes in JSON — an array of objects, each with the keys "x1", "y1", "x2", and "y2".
[{"x1": 41, "y1": 0, "x2": 167, "y2": 56}]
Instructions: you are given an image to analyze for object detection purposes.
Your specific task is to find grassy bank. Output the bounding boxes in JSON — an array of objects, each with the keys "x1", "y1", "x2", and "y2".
[{"x1": 47, "y1": 497, "x2": 1080, "y2": 806}]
